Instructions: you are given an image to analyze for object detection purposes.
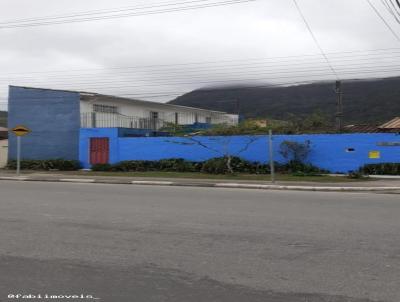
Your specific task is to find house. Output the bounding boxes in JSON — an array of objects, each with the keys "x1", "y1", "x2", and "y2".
[
  {"x1": 345, "y1": 117, "x2": 400, "y2": 133},
  {"x1": 0, "y1": 139, "x2": 7, "y2": 168},
  {"x1": 79, "y1": 92, "x2": 238, "y2": 129},
  {"x1": 7, "y1": 86, "x2": 239, "y2": 161},
  {"x1": 0, "y1": 127, "x2": 7, "y2": 168},
  {"x1": 379, "y1": 117, "x2": 400, "y2": 133}
]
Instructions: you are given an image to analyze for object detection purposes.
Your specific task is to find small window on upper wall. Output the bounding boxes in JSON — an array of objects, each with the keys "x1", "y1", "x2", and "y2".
[{"x1": 346, "y1": 148, "x2": 355, "y2": 152}]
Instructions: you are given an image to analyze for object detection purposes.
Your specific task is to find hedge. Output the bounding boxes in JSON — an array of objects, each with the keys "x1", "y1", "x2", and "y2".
[
  {"x1": 360, "y1": 163, "x2": 400, "y2": 175},
  {"x1": 91, "y1": 157, "x2": 327, "y2": 175},
  {"x1": 7, "y1": 159, "x2": 81, "y2": 171},
  {"x1": 5, "y1": 157, "x2": 329, "y2": 175}
]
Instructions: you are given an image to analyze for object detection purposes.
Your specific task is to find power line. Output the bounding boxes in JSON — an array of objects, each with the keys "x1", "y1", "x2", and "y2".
[
  {"x1": 1, "y1": 58, "x2": 399, "y2": 86},
  {"x1": 292, "y1": 0, "x2": 338, "y2": 79},
  {"x1": 2, "y1": 62, "x2": 400, "y2": 88},
  {"x1": 0, "y1": 80, "x2": 323, "y2": 103},
  {"x1": 366, "y1": 0, "x2": 400, "y2": 42},
  {"x1": 0, "y1": 0, "x2": 257, "y2": 29},
  {"x1": 0, "y1": 81, "x2": 340, "y2": 105},
  {"x1": 381, "y1": 0, "x2": 400, "y2": 22},
  {"x1": 1, "y1": 47, "x2": 400, "y2": 80},
  {"x1": 2, "y1": 66, "x2": 400, "y2": 94},
  {"x1": 0, "y1": 0, "x2": 215, "y2": 24},
  {"x1": 0, "y1": 73, "x2": 399, "y2": 107}
]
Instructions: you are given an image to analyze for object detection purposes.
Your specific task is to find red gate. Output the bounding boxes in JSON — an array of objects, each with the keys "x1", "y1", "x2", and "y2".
[{"x1": 90, "y1": 138, "x2": 109, "y2": 165}]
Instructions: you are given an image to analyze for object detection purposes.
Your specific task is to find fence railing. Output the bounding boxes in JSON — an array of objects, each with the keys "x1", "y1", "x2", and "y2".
[
  {"x1": 81, "y1": 113, "x2": 167, "y2": 130},
  {"x1": 81, "y1": 112, "x2": 238, "y2": 129}
]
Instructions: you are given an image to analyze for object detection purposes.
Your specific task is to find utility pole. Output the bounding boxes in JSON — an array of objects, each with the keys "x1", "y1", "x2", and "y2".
[{"x1": 335, "y1": 80, "x2": 344, "y2": 132}]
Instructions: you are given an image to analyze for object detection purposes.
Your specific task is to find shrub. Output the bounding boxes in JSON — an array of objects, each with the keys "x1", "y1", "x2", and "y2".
[
  {"x1": 7, "y1": 159, "x2": 81, "y2": 171},
  {"x1": 281, "y1": 160, "x2": 327, "y2": 175},
  {"x1": 360, "y1": 163, "x2": 400, "y2": 175},
  {"x1": 91, "y1": 163, "x2": 113, "y2": 172},
  {"x1": 112, "y1": 160, "x2": 158, "y2": 172},
  {"x1": 201, "y1": 157, "x2": 231, "y2": 174},
  {"x1": 111, "y1": 159, "x2": 201, "y2": 172},
  {"x1": 201, "y1": 157, "x2": 271, "y2": 175},
  {"x1": 348, "y1": 171, "x2": 365, "y2": 179},
  {"x1": 158, "y1": 158, "x2": 200, "y2": 172}
]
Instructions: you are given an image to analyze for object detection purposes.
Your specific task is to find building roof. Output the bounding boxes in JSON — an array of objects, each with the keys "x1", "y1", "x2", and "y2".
[
  {"x1": 80, "y1": 92, "x2": 232, "y2": 115},
  {"x1": 344, "y1": 124, "x2": 380, "y2": 133},
  {"x1": 10, "y1": 86, "x2": 235, "y2": 116},
  {"x1": 379, "y1": 117, "x2": 400, "y2": 129}
]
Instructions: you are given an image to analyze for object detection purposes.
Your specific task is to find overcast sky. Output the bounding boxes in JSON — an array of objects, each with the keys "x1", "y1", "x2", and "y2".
[{"x1": 0, "y1": 0, "x2": 400, "y2": 110}]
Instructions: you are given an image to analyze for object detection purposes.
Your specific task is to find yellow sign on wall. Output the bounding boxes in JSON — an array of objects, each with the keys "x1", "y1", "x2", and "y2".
[{"x1": 369, "y1": 151, "x2": 381, "y2": 159}]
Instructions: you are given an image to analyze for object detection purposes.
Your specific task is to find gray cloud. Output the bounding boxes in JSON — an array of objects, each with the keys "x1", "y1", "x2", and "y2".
[{"x1": 1, "y1": 0, "x2": 399, "y2": 110}]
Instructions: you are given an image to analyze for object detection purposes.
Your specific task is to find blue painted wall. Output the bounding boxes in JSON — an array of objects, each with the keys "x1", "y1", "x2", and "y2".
[
  {"x1": 8, "y1": 86, "x2": 81, "y2": 161},
  {"x1": 79, "y1": 129, "x2": 400, "y2": 172}
]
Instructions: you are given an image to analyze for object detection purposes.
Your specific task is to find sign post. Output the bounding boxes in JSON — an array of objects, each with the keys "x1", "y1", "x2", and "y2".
[{"x1": 12, "y1": 125, "x2": 31, "y2": 176}]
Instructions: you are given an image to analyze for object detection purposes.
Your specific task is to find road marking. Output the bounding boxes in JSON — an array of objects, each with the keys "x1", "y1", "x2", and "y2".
[
  {"x1": 0, "y1": 176, "x2": 29, "y2": 181},
  {"x1": 214, "y1": 183, "x2": 400, "y2": 191},
  {"x1": 59, "y1": 178, "x2": 96, "y2": 183},
  {"x1": 369, "y1": 175, "x2": 400, "y2": 179},
  {"x1": 132, "y1": 181, "x2": 174, "y2": 185}
]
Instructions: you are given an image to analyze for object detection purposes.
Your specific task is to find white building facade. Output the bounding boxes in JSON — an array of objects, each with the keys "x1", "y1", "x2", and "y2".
[
  {"x1": 0, "y1": 139, "x2": 8, "y2": 168},
  {"x1": 80, "y1": 93, "x2": 238, "y2": 130}
]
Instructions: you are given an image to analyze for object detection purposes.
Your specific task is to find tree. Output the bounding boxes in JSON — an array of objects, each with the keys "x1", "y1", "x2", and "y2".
[
  {"x1": 279, "y1": 140, "x2": 312, "y2": 163},
  {"x1": 165, "y1": 136, "x2": 260, "y2": 174}
]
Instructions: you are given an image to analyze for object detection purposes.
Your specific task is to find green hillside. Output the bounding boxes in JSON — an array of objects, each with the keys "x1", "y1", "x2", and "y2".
[
  {"x1": 169, "y1": 77, "x2": 400, "y2": 124},
  {"x1": 0, "y1": 111, "x2": 6, "y2": 127}
]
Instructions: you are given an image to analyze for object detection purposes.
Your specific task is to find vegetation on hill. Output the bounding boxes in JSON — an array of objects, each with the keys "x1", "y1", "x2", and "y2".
[
  {"x1": 169, "y1": 77, "x2": 400, "y2": 124},
  {"x1": 0, "y1": 111, "x2": 6, "y2": 127},
  {"x1": 164, "y1": 111, "x2": 335, "y2": 136}
]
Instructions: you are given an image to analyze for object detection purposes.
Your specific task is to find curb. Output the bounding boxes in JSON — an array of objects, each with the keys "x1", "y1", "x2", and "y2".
[{"x1": 1, "y1": 176, "x2": 400, "y2": 192}]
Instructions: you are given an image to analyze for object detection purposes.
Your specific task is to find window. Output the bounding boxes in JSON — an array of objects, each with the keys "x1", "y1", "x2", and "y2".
[
  {"x1": 346, "y1": 148, "x2": 355, "y2": 152},
  {"x1": 93, "y1": 104, "x2": 118, "y2": 114},
  {"x1": 206, "y1": 117, "x2": 212, "y2": 124},
  {"x1": 150, "y1": 112, "x2": 159, "y2": 119},
  {"x1": 175, "y1": 112, "x2": 179, "y2": 125}
]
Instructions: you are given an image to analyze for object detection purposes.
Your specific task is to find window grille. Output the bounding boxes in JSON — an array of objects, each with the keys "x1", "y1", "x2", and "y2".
[{"x1": 93, "y1": 104, "x2": 118, "y2": 114}]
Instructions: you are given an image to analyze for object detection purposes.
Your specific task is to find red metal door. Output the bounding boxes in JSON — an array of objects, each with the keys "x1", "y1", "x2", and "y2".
[{"x1": 90, "y1": 138, "x2": 109, "y2": 165}]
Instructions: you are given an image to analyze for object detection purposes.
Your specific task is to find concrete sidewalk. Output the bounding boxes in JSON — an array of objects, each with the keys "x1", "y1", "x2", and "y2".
[{"x1": 1, "y1": 170, "x2": 400, "y2": 192}]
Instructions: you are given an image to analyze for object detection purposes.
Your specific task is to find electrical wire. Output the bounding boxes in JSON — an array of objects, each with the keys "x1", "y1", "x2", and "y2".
[
  {"x1": 381, "y1": 0, "x2": 400, "y2": 22},
  {"x1": 2, "y1": 62, "x2": 400, "y2": 88},
  {"x1": 0, "y1": 0, "x2": 257, "y2": 29},
  {"x1": 1, "y1": 47, "x2": 400, "y2": 81},
  {"x1": 2, "y1": 66, "x2": 400, "y2": 95},
  {"x1": 292, "y1": 0, "x2": 338, "y2": 79},
  {"x1": 0, "y1": 79, "x2": 345, "y2": 104},
  {"x1": 366, "y1": 0, "x2": 400, "y2": 42},
  {"x1": 0, "y1": 0, "x2": 219, "y2": 24}
]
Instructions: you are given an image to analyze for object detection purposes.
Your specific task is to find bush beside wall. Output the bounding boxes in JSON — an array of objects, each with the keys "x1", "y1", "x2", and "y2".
[
  {"x1": 360, "y1": 163, "x2": 400, "y2": 175},
  {"x1": 7, "y1": 159, "x2": 81, "y2": 171},
  {"x1": 91, "y1": 157, "x2": 327, "y2": 175}
]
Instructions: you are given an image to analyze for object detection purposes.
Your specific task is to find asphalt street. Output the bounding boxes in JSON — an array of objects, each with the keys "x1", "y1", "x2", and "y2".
[{"x1": 0, "y1": 181, "x2": 399, "y2": 302}]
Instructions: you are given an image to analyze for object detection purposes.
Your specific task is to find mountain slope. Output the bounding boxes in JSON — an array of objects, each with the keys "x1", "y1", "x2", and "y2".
[
  {"x1": 0, "y1": 111, "x2": 6, "y2": 127},
  {"x1": 169, "y1": 77, "x2": 400, "y2": 124}
]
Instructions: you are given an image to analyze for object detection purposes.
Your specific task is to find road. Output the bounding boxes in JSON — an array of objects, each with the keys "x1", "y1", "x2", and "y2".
[{"x1": 0, "y1": 181, "x2": 399, "y2": 302}]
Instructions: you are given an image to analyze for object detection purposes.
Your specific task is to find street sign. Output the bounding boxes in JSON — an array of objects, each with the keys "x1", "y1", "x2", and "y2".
[
  {"x1": 11, "y1": 125, "x2": 31, "y2": 176},
  {"x1": 12, "y1": 125, "x2": 31, "y2": 137}
]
